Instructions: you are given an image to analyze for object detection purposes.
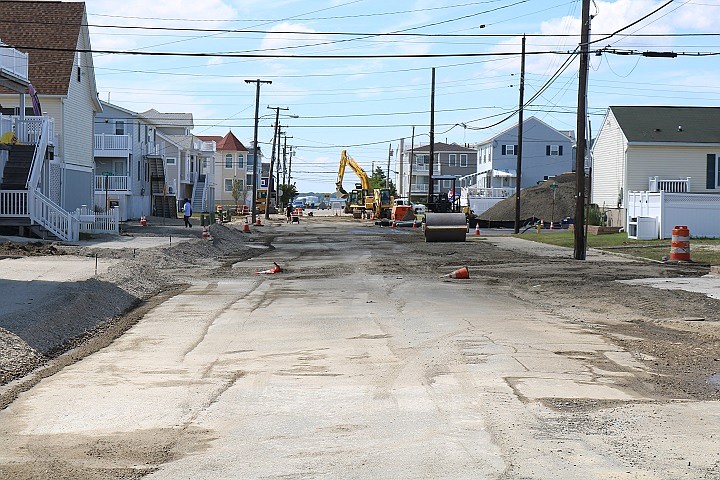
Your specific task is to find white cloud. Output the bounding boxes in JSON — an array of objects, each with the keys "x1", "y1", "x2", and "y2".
[{"x1": 259, "y1": 22, "x2": 329, "y2": 53}]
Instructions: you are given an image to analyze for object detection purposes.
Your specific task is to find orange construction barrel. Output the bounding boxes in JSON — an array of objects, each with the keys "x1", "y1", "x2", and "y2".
[{"x1": 670, "y1": 225, "x2": 690, "y2": 261}]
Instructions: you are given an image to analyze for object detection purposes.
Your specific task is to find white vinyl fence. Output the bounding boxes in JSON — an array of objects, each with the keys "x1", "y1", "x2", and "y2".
[
  {"x1": 75, "y1": 205, "x2": 120, "y2": 235},
  {"x1": 627, "y1": 191, "x2": 720, "y2": 239}
]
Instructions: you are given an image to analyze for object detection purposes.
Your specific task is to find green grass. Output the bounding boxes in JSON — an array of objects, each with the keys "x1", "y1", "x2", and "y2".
[{"x1": 516, "y1": 231, "x2": 720, "y2": 265}]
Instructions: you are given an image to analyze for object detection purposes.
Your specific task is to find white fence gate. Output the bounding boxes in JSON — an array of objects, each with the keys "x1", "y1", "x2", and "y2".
[
  {"x1": 627, "y1": 191, "x2": 720, "y2": 239},
  {"x1": 75, "y1": 205, "x2": 120, "y2": 235}
]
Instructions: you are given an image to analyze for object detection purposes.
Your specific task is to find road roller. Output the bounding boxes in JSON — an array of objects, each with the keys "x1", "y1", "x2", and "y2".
[{"x1": 423, "y1": 213, "x2": 467, "y2": 242}]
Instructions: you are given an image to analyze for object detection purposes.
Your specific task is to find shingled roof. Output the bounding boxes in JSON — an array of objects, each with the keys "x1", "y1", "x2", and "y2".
[
  {"x1": 611, "y1": 106, "x2": 720, "y2": 144},
  {"x1": 139, "y1": 109, "x2": 194, "y2": 129},
  {"x1": 0, "y1": 1, "x2": 86, "y2": 95},
  {"x1": 412, "y1": 142, "x2": 475, "y2": 153}
]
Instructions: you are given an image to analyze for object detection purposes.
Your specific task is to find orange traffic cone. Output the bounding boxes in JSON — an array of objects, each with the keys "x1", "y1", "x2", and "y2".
[
  {"x1": 140, "y1": 215, "x2": 147, "y2": 226},
  {"x1": 474, "y1": 223, "x2": 480, "y2": 235},
  {"x1": 255, "y1": 217, "x2": 262, "y2": 226},
  {"x1": 243, "y1": 217, "x2": 251, "y2": 233},
  {"x1": 202, "y1": 225, "x2": 210, "y2": 239},
  {"x1": 442, "y1": 266, "x2": 469, "y2": 279},
  {"x1": 412, "y1": 219, "x2": 418, "y2": 228},
  {"x1": 256, "y1": 262, "x2": 283, "y2": 274},
  {"x1": 549, "y1": 221, "x2": 554, "y2": 231}
]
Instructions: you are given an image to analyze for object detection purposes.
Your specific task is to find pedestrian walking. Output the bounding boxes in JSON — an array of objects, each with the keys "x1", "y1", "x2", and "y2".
[
  {"x1": 286, "y1": 204, "x2": 293, "y2": 223},
  {"x1": 183, "y1": 198, "x2": 192, "y2": 227}
]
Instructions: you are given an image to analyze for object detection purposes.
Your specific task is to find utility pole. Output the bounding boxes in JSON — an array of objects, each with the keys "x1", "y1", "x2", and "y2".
[
  {"x1": 266, "y1": 106, "x2": 287, "y2": 219},
  {"x1": 514, "y1": 35, "x2": 526, "y2": 234},
  {"x1": 287, "y1": 146, "x2": 294, "y2": 185},
  {"x1": 386, "y1": 143, "x2": 393, "y2": 188},
  {"x1": 574, "y1": 0, "x2": 591, "y2": 260},
  {"x1": 428, "y1": 67, "x2": 435, "y2": 206},
  {"x1": 244, "y1": 79, "x2": 271, "y2": 224},
  {"x1": 282, "y1": 135, "x2": 292, "y2": 201},
  {"x1": 409, "y1": 126, "x2": 415, "y2": 202}
]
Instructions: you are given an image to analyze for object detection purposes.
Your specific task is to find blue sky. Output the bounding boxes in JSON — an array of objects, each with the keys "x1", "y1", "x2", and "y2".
[{"x1": 86, "y1": 0, "x2": 720, "y2": 193}]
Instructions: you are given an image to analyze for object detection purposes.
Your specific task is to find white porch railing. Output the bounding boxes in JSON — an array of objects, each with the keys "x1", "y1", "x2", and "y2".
[
  {"x1": 94, "y1": 134, "x2": 130, "y2": 156},
  {"x1": 75, "y1": 205, "x2": 120, "y2": 235},
  {"x1": 26, "y1": 117, "x2": 50, "y2": 190},
  {"x1": 0, "y1": 190, "x2": 29, "y2": 217},
  {"x1": 411, "y1": 183, "x2": 429, "y2": 193},
  {"x1": 94, "y1": 175, "x2": 129, "y2": 192},
  {"x1": 463, "y1": 186, "x2": 516, "y2": 198},
  {"x1": 0, "y1": 41, "x2": 29, "y2": 80},
  {"x1": 28, "y1": 190, "x2": 79, "y2": 242},
  {"x1": 0, "y1": 115, "x2": 54, "y2": 145},
  {"x1": 143, "y1": 141, "x2": 165, "y2": 156},
  {"x1": 649, "y1": 176, "x2": 690, "y2": 193}
]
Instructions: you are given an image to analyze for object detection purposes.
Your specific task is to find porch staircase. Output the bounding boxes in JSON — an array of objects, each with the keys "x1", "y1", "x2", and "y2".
[
  {"x1": 191, "y1": 174, "x2": 205, "y2": 212},
  {"x1": 149, "y1": 157, "x2": 176, "y2": 218},
  {"x1": 0, "y1": 144, "x2": 34, "y2": 189}
]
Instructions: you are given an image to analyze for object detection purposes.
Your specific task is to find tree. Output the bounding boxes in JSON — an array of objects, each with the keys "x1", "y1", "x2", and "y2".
[
  {"x1": 278, "y1": 183, "x2": 298, "y2": 206},
  {"x1": 370, "y1": 166, "x2": 397, "y2": 197},
  {"x1": 231, "y1": 178, "x2": 244, "y2": 212}
]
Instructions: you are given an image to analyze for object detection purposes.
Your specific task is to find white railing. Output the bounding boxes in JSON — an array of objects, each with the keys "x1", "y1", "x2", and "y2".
[
  {"x1": 199, "y1": 140, "x2": 216, "y2": 152},
  {"x1": 414, "y1": 164, "x2": 429, "y2": 172},
  {"x1": 411, "y1": 183, "x2": 429, "y2": 193},
  {"x1": 28, "y1": 190, "x2": 79, "y2": 242},
  {"x1": 75, "y1": 205, "x2": 119, "y2": 235},
  {"x1": 0, "y1": 190, "x2": 29, "y2": 217},
  {"x1": 463, "y1": 186, "x2": 516, "y2": 198},
  {"x1": 649, "y1": 176, "x2": 690, "y2": 193},
  {"x1": 16, "y1": 116, "x2": 52, "y2": 145},
  {"x1": 0, "y1": 41, "x2": 29, "y2": 80},
  {"x1": 94, "y1": 134, "x2": 130, "y2": 155},
  {"x1": 26, "y1": 118, "x2": 50, "y2": 190},
  {"x1": 0, "y1": 115, "x2": 12, "y2": 137},
  {"x1": 94, "y1": 175, "x2": 129, "y2": 192},
  {"x1": 143, "y1": 141, "x2": 165, "y2": 156}
]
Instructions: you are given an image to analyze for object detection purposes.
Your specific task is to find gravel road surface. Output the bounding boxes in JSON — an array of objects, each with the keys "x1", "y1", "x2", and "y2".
[{"x1": 0, "y1": 216, "x2": 718, "y2": 479}]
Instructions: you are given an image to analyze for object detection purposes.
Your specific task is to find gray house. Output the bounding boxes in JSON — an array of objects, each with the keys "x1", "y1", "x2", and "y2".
[
  {"x1": 475, "y1": 116, "x2": 574, "y2": 189},
  {"x1": 404, "y1": 142, "x2": 477, "y2": 201}
]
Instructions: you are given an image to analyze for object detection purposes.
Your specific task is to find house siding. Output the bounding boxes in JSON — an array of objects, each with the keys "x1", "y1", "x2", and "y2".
[
  {"x1": 63, "y1": 37, "x2": 97, "y2": 172},
  {"x1": 591, "y1": 110, "x2": 627, "y2": 209},
  {"x1": 626, "y1": 145, "x2": 720, "y2": 194}
]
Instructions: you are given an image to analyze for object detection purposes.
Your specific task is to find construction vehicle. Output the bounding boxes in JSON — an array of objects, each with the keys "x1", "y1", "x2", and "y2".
[{"x1": 336, "y1": 150, "x2": 393, "y2": 219}]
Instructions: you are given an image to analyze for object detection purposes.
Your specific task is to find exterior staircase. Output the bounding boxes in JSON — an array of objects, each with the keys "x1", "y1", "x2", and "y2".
[
  {"x1": 191, "y1": 174, "x2": 205, "y2": 212},
  {"x1": 0, "y1": 144, "x2": 34, "y2": 189},
  {"x1": 148, "y1": 157, "x2": 176, "y2": 218}
]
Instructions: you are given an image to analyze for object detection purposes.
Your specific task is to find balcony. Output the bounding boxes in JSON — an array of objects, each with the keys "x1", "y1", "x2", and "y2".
[
  {"x1": 143, "y1": 141, "x2": 165, "y2": 157},
  {"x1": 94, "y1": 175, "x2": 129, "y2": 193},
  {"x1": 464, "y1": 186, "x2": 516, "y2": 198},
  {"x1": 0, "y1": 115, "x2": 54, "y2": 145},
  {"x1": 648, "y1": 176, "x2": 690, "y2": 193},
  {"x1": 410, "y1": 183, "x2": 429, "y2": 193},
  {"x1": 0, "y1": 41, "x2": 29, "y2": 82},
  {"x1": 94, "y1": 134, "x2": 130, "y2": 157}
]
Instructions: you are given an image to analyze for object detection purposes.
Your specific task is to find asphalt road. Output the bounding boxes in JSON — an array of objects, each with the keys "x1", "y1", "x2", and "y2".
[{"x1": 0, "y1": 219, "x2": 719, "y2": 479}]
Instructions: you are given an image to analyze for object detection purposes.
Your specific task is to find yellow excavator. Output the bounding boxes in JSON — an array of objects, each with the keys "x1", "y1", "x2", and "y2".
[{"x1": 336, "y1": 150, "x2": 393, "y2": 219}]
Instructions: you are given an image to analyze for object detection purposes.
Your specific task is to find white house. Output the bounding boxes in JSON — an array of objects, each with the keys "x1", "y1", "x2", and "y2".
[
  {"x1": 592, "y1": 106, "x2": 720, "y2": 237},
  {"x1": 0, "y1": 1, "x2": 106, "y2": 240}
]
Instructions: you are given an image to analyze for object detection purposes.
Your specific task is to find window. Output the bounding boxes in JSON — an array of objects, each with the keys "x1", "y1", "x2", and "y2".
[
  {"x1": 237, "y1": 154, "x2": 244, "y2": 168},
  {"x1": 546, "y1": 145, "x2": 563, "y2": 156},
  {"x1": 707, "y1": 154, "x2": 719, "y2": 189},
  {"x1": 166, "y1": 157, "x2": 176, "y2": 165},
  {"x1": 246, "y1": 174, "x2": 253, "y2": 187},
  {"x1": 115, "y1": 121, "x2": 125, "y2": 136},
  {"x1": 247, "y1": 153, "x2": 255, "y2": 166},
  {"x1": 442, "y1": 180, "x2": 452, "y2": 189},
  {"x1": 448, "y1": 154, "x2": 457, "y2": 167},
  {"x1": 460, "y1": 154, "x2": 468, "y2": 167},
  {"x1": 224, "y1": 178, "x2": 233, "y2": 192},
  {"x1": 225, "y1": 154, "x2": 233, "y2": 169},
  {"x1": 416, "y1": 154, "x2": 429, "y2": 166},
  {"x1": 502, "y1": 145, "x2": 517, "y2": 155}
]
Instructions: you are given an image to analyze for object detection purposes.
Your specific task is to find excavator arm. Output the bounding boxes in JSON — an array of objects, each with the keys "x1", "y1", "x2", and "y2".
[{"x1": 336, "y1": 150, "x2": 370, "y2": 198}]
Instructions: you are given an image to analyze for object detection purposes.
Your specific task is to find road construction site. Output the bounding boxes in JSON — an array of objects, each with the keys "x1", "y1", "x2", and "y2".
[{"x1": 0, "y1": 215, "x2": 719, "y2": 479}]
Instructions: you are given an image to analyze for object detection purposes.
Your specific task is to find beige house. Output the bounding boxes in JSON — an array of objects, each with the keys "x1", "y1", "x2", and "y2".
[
  {"x1": 592, "y1": 106, "x2": 720, "y2": 229},
  {"x1": 198, "y1": 131, "x2": 249, "y2": 210}
]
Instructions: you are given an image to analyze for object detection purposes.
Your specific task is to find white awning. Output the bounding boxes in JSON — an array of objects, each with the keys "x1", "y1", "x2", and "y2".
[{"x1": 492, "y1": 169, "x2": 516, "y2": 178}]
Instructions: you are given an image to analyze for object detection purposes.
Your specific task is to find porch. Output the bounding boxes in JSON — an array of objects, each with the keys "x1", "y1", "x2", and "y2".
[
  {"x1": 94, "y1": 134, "x2": 130, "y2": 157},
  {"x1": 94, "y1": 175, "x2": 130, "y2": 193}
]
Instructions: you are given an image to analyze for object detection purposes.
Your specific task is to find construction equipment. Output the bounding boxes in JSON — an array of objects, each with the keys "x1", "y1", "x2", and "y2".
[
  {"x1": 423, "y1": 213, "x2": 467, "y2": 242},
  {"x1": 335, "y1": 150, "x2": 393, "y2": 219}
]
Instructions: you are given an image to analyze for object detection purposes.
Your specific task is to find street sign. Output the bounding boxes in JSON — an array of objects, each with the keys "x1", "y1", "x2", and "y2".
[{"x1": 550, "y1": 182, "x2": 559, "y2": 190}]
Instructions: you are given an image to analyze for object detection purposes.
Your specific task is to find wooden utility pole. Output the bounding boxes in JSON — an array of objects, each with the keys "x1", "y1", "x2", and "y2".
[
  {"x1": 386, "y1": 143, "x2": 392, "y2": 188},
  {"x1": 514, "y1": 35, "x2": 526, "y2": 234},
  {"x1": 574, "y1": 0, "x2": 591, "y2": 260},
  {"x1": 428, "y1": 68, "x2": 435, "y2": 205},
  {"x1": 409, "y1": 126, "x2": 415, "y2": 201},
  {"x1": 244, "y1": 79, "x2": 271, "y2": 224}
]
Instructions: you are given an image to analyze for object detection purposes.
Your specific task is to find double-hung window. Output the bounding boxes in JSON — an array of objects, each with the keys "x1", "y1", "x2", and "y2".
[
  {"x1": 225, "y1": 154, "x2": 233, "y2": 169},
  {"x1": 460, "y1": 154, "x2": 468, "y2": 167},
  {"x1": 707, "y1": 154, "x2": 720, "y2": 189},
  {"x1": 237, "y1": 155, "x2": 244, "y2": 168},
  {"x1": 502, "y1": 145, "x2": 517, "y2": 155},
  {"x1": 448, "y1": 154, "x2": 457, "y2": 167},
  {"x1": 546, "y1": 145, "x2": 563, "y2": 156},
  {"x1": 224, "y1": 178, "x2": 233, "y2": 192}
]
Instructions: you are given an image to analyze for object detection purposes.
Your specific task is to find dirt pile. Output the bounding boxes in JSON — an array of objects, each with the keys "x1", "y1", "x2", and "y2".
[
  {"x1": 0, "y1": 241, "x2": 64, "y2": 258},
  {"x1": 0, "y1": 223, "x2": 265, "y2": 386},
  {"x1": 478, "y1": 172, "x2": 581, "y2": 224}
]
